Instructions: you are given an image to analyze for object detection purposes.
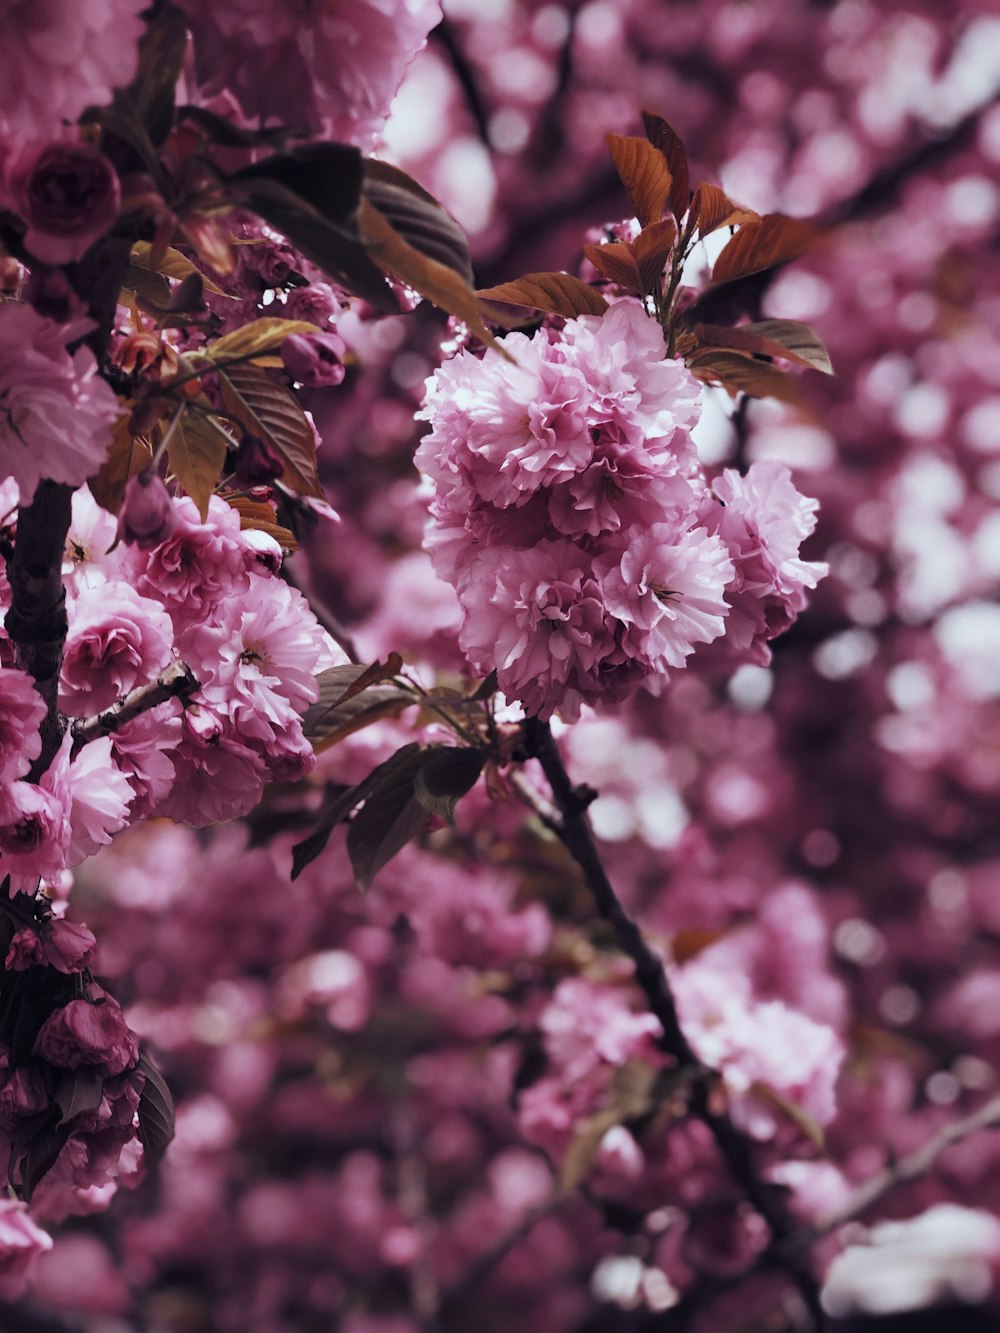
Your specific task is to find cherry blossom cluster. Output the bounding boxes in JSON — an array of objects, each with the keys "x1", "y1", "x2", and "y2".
[
  {"x1": 0, "y1": 486, "x2": 343, "y2": 889},
  {"x1": 417, "y1": 299, "x2": 826, "y2": 719}
]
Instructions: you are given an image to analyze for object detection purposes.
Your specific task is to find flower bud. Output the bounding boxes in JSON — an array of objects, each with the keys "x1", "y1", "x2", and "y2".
[
  {"x1": 234, "y1": 434, "x2": 285, "y2": 487},
  {"x1": 281, "y1": 331, "x2": 347, "y2": 387},
  {"x1": 117, "y1": 470, "x2": 177, "y2": 550},
  {"x1": 10, "y1": 141, "x2": 120, "y2": 266},
  {"x1": 23, "y1": 266, "x2": 87, "y2": 324}
]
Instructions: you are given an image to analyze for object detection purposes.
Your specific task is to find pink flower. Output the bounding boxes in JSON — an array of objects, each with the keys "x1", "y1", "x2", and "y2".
[
  {"x1": 6, "y1": 140, "x2": 120, "y2": 265},
  {"x1": 699, "y1": 460, "x2": 828, "y2": 666},
  {"x1": 60, "y1": 582, "x2": 174, "y2": 716},
  {"x1": 5, "y1": 919, "x2": 96, "y2": 974},
  {"x1": 177, "y1": 0, "x2": 442, "y2": 149},
  {"x1": 33, "y1": 991, "x2": 138, "y2": 1077},
  {"x1": 0, "y1": 0, "x2": 146, "y2": 140},
  {"x1": 154, "y1": 729, "x2": 268, "y2": 826},
  {"x1": 282, "y1": 331, "x2": 348, "y2": 387},
  {"x1": 0, "y1": 780, "x2": 69, "y2": 882},
  {"x1": 42, "y1": 734, "x2": 132, "y2": 868},
  {"x1": 0, "y1": 1199, "x2": 52, "y2": 1301},
  {"x1": 456, "y1": 542, "x2": 625, "y2": 722},
  {"x1": 0, "y1": 667, "x2": 45, "y2": 781},
  {"x1": 129, "y1": 495, "x2": 249, "y2": 625},
  {"x1": 62, "y1": 486, "x2": 129, "y2": 594},
  {"x1": 0, "y1": 305, "x2": 119, "y2": 504},
  {"x1": 596, "y1": 524, "x2": 734, "y2": 671}
]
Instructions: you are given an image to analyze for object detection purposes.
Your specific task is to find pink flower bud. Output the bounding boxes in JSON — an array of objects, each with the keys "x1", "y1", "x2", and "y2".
[
  {"x1": 234, "y1": 434, "x2": 285, "y2": 487},
  {"x1": 117, "y1": 471, "x2": 177, "y2": 550},
  {"x1": 282, "y1": 332, "x2": 347, "y2": 387},
  {"x1": 10, "y1": 141, "x2": 120, "y2": 266}
]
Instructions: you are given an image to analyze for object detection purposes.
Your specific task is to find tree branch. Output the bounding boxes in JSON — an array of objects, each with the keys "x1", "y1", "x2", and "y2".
[
  {"x1": 521, "y1": 716, "x2": 825, "y2": 1329},
  {"x1": 70, "y1": 660, "x2": 199, "y2": 749},
  {"x1": 6, "y1": 481, "x2": 74, "y2": 775},
  {"x1": 813, "y1": 1092, "x2": 1000, "y2": 1237}
]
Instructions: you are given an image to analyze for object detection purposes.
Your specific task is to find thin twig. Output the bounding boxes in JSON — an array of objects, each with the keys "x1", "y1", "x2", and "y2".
[
  {"x1": 70, "y1": 661, "x2": 199, "y2": 749},
  {"x1": 438, "y1": 1190, "x2": 566, "y2": 1320},
  {"x1": 813, "y1": 1092, "x2": 1000, "y2": 1238},
  {"x1": 520, "y1": 717, "x2": 825, "y2": 1329}
]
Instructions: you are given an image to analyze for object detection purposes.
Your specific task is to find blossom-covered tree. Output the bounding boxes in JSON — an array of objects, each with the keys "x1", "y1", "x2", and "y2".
[{"x1": 1, "y1": 2, "x2": 999, "y2": 1331}]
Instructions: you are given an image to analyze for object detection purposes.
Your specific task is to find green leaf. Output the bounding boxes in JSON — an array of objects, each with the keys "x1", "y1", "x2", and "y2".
[
  {"x1": 137, "y1": 1052, "x2": 175, "y2": 1160},
  {"x1": 218, "y1": 363, "x2": 324, "y2": 499},
  {"x1": 413, "y1": 747, "x2": 485, "y2": 824},
  {"x1": 477, "y1": 272, "x2": 608, "y2": 318},
  {"x1": 168, "y1": 411, "x2": 231, "y2": 520},
  {"x1": 209, "y1": 317, "x2": 322, "y2": 361}
]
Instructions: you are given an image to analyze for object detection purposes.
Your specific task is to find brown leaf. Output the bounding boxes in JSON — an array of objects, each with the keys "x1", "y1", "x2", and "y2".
[
  {"x1": 694, "y1": 320, "x2": 833, "y2": 375},
  {"x1": 129, "y1": 242, "x2": 229, "y2": 297},
  {"x1": 641, "y1": 111, "x2": 691, "y2": 222},
  {"x1": 358, "y1": 198, "x2": 508, "y2": 357},
  {"x1": 477, "y1": 272, "x2": 608, "y2": 318},
  {"x1": 362, "y1": 159, "x2": 474, "y2": 286},
  {"x1": 227, "y1": 496, "x2": 299, "y2": 551},
  {"x1": 168, "y1": 411, "x2": 231, "y2": 520},
  {"x1": 219, "y1": 363, "x2": 324, "y2": 499},
  {"x1": 209, "y1": 317, "x2": 322, "y2": 362},
  {"x1": 88, "y1": 410, "x2": 152, "y2": 514},
  {"x1": 606, "y1": 134, "x2": 672, "y2": 227},
  {"x1": 687, "y1": 348, "x2": 801, "y2": 403},
  {"x1": 671, "y1": 926, "x2": 729, "y2": 966},
  {"x1": 582, "y1": 242, "x2": 642, "y2": 295},
  {"x1": 630, "y1": 218, "x2": 678, "y2": 294},
  {"x1": 749, "y1": 1081, "x2": 825, "y2": 1149},
  {"x1": 712, "y1": 214, "x2": 821, "y2": 284},
  {"x1": 691, "y1": 183, "x2": 760, "y2": 236}
]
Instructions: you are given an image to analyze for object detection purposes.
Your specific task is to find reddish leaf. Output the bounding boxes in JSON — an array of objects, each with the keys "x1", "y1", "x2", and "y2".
[
  {"x1": 359, "y1": 198, "x2": 507, "y2": 355},
  {"x1": 606, "y1": 134, "x2": 672, "y2": 227},
  {"x1": 687, "y1": 348, "x2": 801, "y2": 403},
  {"x1": 630, "y1": 218, "x2": 678, "y2": 294},
  {"x1": 712, "y1": 214, "x2": 821, "y2": 284},
  {"x1": 641, "y1": 111, "x2": 691, "y2": 221},
  {"x1": 695, "y1": 320, "x2": 833, "y2": 374},
  {"x1": 219, "y1": 363, "x2": 324, "y2": 499},
  {"x1": 582, "y1": 242, "x2": 642, "y2": 295},
  {"x1": 477, "y1": 272, "x2": 608, "y2": 318},
  {"x1": 691, "y1": 183, "x2": 760, "y2": 236}
]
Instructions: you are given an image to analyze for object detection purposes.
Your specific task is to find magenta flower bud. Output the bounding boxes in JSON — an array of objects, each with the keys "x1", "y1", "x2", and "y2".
[
  {"x1": 117, "y1": 470, "x2": 177, "y2": 550},
  {"x1": 234, "y1": 434, "x2": 285, "y2": 487},
  {"x1": 22, "y1": 265, "x2": 87, "y2": 324},
  {"x1": 10, "y1": 140, "x2": 121, "y2": 266},
  {"x1": 281, "y1": 331, "x2": 347, "y2": 387},
  {"x1": 33, "y1": 992, "x2": 138, "y2": 1076}
]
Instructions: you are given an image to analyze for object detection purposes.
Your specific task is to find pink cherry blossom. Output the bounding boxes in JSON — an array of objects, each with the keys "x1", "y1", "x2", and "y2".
[
  {"x1": 0, "y1": 0, "x2": 146, "y2": 140},
  {"x1": 60, "y1": 582, "x2": 175, "y2": 717},
  {"x1": 0, "y1": 1199, "x2": 52, "y2": 1301},
  {"x1": 0, "y1": 305, "x2": 119, "y2": 505},
  {"x1": 0, "y1": 667, "x2": 45, "y2": 782},
  {"x1": 34, "y1": 992, "x2": 138, "y2": 1077},
  {"x1": 177, "y1": 0, "x2": 442, "y2": 149}
]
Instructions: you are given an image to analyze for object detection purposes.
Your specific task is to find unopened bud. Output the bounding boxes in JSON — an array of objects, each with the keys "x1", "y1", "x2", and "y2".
[
  {"x1": 117, "y1": 470, "x2": 177, "y2": 550},
  {"x1": 281, "y1": 331, "x2": 347, "y2": 387},
  {"x1": 234, "y1": 434, "x2": 285, "y2": 487}
]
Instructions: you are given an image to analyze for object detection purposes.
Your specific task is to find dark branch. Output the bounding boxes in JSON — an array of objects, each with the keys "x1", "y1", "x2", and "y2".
[
  {"x1": 521, "y1": 716, "x2": 825, "y2": 1329},
  {"x1": 70, "y1": 660, "x2": 199, "y2": 749}
]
